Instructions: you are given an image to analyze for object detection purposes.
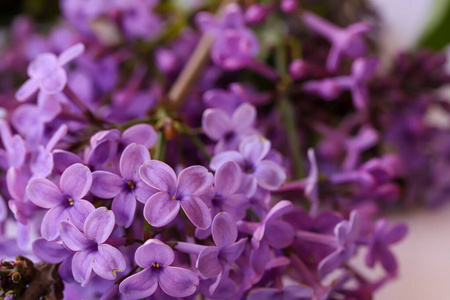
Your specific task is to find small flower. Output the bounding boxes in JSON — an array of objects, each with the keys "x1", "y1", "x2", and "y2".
[
  {"x1": 248, "y1": 284, "x2": 313, "y2": 300},
  {"x1": 59, "y1": 207, "x2": 126, "y2": 286},
  {"x1": 119, "y1": 239, "x2": 199, "y2": 299},
  {"x1": 15, "y1": 43, "x2": 85, "y2": 101}
]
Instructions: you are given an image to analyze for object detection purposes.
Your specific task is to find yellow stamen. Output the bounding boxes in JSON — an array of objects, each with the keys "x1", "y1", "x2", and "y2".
[{"x1": 68, "y1": 197, "x2": 74, "y2": 206}]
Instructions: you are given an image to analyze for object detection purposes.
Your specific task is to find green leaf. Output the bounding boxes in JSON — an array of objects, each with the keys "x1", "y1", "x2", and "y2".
[{"x1": 418, "y1": 0, "x2": 450, "y2": 50}]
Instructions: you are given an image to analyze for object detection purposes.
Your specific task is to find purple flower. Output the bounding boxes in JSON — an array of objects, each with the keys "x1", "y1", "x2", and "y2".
[
  {"x1": 202, "y1": 103, "x2": 257, "y2": 153},
  {"x1": 248, "y1": 284, "x2": 313, "y2": 300},
  {"x1": 119, "y1": 239, "x2": 199, "y2": 299},
  {"x1": 26, "y1": 163, "x2": 95, "y2": 240},
  {"x1": 91, "y1": 143, "x2": 155, "y2": 227},
  {"x1": 210, "y1": 135, "x2": 286, "y2": 197},
  {"x1": 366, "y1": 219, "x2": 407, "y2": 274},
  {"x1": 15, "y1": 43, "x2": 85, "y2": 101},
  {"x1": 60, "y1": 207, "x2": 126, "y2": 286},
  {"x1": 139, "y1": 160, "x2": 213, "y2": 229}
]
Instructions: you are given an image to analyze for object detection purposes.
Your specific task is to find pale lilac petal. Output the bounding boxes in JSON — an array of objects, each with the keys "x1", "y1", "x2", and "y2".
[
  {"x1": 220, "y1": 238, "x2": 247, "y2": 263},
  {"x1": 120, "y1": 143, "x2": 150, "y2": 181},
  {"x1": 122, "y1": 124, "x2": 157, "y2": 149},
  {"x1": 143, "y1": 192, "x2": 180, "y2": 227},
  {"x1": 112, "y1": 191, "x2": 136, "y2": 228},
  {"x1": 30, "y1": 146, "x2": 53, "y2": 178},
  {"x1": 134, "y1": 181, "x2": 158, "y2": 203},
  {"x1": 264, "y1": 200, "x2": 293, "y2": 224},
  {"x1": 40, "y1": 68, "x2": 67, "y2": 94},
  {"x1": 37, "y1": 92, "x2": 62, "y2": 123},
  {"x1": 72, "y1": 250, "x2": 95, "y2": 287},
  {"x1": 52, "y1": 150, "x2": 83, "y2": 174},
  {"x1": 254, "y1": 160, "x2": 286, "y2": 191},
  {"x1": 210, "y1": 151, "x2": 245, "y2": 171},
  {"x1": 26, "y1": 178, "x2": 64, "y2": 208},
  {"x1": 15, "y1": 78, "x2": 39, "y2": 101},
  {"x1": 41, "y1": 206, "x2": 70, "y2": 241},
  {"x1": 215, "y1": 161, "x2": 241, "y2": 196},
  {"x1": 60, "y1": 163, "x2": 92, "y2": 200},
  {"x1": 231, "y1": 103, "x2": 256, "y2": 131},
  {"x1": 45, "y1": 124, "x2": 68, "y2": 152},
  {"x1": 202, "y1": 109, "x2": 232, "y2": 140},
  {"x1": 139, "y1": 160, "x2": 177, "y2": 194},
  {"x1": 93, "y1": 244, "x2": 126, "y2": 280},
  {"x1": 60, "y1": 221, "x2": 91, "y2": 251},
  {"x1": 239, "y1": 135, "x2": 271, "y2": 165},
  {"x1": 237, "y1": 173, "x2": 258, "y2": 197},
  {"x1": 58, "y1": 43, "x2": 85, "y2": 66},
  {"x1": 119, "y1": 269, "x2": 158, "y2": 299},
  {"x1": 177, "y1": 166, "x2": 214, "y2": 197},
  {"x1": 32, "y1": 238, "x2": 71, "y2": 264},
  {"x1": 91, "y1": 171, "x2": 123, "y2": 199},
  {"x1": 196, "y1": 246, "x2": 221, "y2": 277},
  {"x1": 67, "y1": 199, "x2": 95, "y2": 231},
  {"x1": 83, "y1": 207, "x2": 115, "y2": 243},
  {"x1": 264, "y1": 221, "x2": 294, "y2": 248},
  {"x1": 159, "y1": 266, "x2": 199, "y2": 298},
  {"x1": 28, "y1": 53, "x2": 58, "y2": 78},
  {"x1": 212, "y1": 212, "x2": 237, "y2": 248},
  {"x1": 180, "y1": 196, "x2": 212, "y2": 229},
  {"x1": 135, "y1": 239, "x2": 174, "y2": 267}
]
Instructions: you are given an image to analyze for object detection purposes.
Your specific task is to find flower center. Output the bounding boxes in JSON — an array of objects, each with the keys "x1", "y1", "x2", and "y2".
[
  {"x1": 68, "y1": 197, "x2": 74, "y2": 206},
  {"x1": 151, "y1": 262, "x2": 161, "y2": 268},
  {"x1": 127, "y1": 180, "x2": 136, "y2": 190}
]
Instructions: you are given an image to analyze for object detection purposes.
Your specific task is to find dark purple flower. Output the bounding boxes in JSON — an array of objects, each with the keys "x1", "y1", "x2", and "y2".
[
  {"x1": 139, "y1": 160, "x2": 213, "y2": 229},
  {"x1": 119, "y1": 239, "x2": 199, "y2": 299},
  {"x1": 248, "y1": 284, "x2": 313, "y2": 300}
]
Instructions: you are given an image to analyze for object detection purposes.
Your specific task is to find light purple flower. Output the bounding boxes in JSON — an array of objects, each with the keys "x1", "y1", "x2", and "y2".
[
  {"x1": 91, "y1": 143, "x2": 156, "y2": 227},
  {"x1": 26, "y1": 163, "x2": 95, "y2": 240},
  {"x1": 119, "y1": 239, "x2": 199, "y2": 299},
  {"x1": 139, "y1": 160, "x2": 213, "y2": 229},
  {"x1": 15, "y1": 43, "x2": 85, "y2": 101},
  {"x1": 60, "y1": 207, "x2": 126, "y2": 286}
]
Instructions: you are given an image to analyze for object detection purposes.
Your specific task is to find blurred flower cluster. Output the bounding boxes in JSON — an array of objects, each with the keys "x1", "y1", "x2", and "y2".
[{"x1": 0, "y1": 0, "x2": 448, "y2": 299}]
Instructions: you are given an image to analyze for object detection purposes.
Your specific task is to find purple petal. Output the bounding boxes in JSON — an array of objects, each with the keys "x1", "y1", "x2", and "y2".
[
  {"x1": 112, "y1": 191, "x2": 136, "y2": 228},
  {"x1": 135, "y1": 239, "x2": 174, "y2": 267},
  {"x1": 60, "y1": 163, "x2": 92, "y2": 200},
  {"x1": 30, "y1": 146, "x2": 53, "y2": 178},
  {"x1": 119, "y1": 269, "x2": 158, "y2": 299},
  {"x1": 212, "y1": 212, "x2": 237, "y2": 248},
  {"x1": 37, "y1": 92, "x2": 62, "y2": 123},
  {"x1": 231, "y1": 103, "x2": 256, "y2": 131},
  {"x1": 250, "y1": 241, "x2": 271, "y2": 275},
  {"x1": 385, "y1": 223, "x2": 408, "y2": 244},
  {"x1": 91, "y1": 171, "x2": 123, "y2": 199},
  {"x1": 28, "y1": 53, "x2": 58, "y2": 78},
  {"x1": 60, "y1": 220, "x2": 91, "y2": 251},
  {"x1": 45, "y1": 124, "x2": 68, "y2": 152},
  {"x1": 215, "y1": 161, "x2": 241, "y2": 196},
  {"x1": 58, "y1": 43, "x2": 85, "y2": 66},
  {"x1": 158, "y1": 266, "x2": 199, "y2": 298},
  {"x1": 139, "y1": 160, "x2": 177, "y2": 194},
  {"x1": 134, "y1": 181, "x2": 158, "y2": 203},
  {"x1": 15, "y1": 78, "x2": 39, "y2": 101},
  {"x1": 379, "y1": 247, "x2": 397, "y2": 273},
  {"x1": 196, "y1": 246, "x2": 221, "y2": 277},
  {"x1": 26, "y1": 178, "x2": 64, "y2": 208},
  {"x1": 248, "y1": 288, "x2": 278, "y2": 300},
  {"x1": 120, "y1": 143, "x2": 150, "y2": 181},
  {"x1": 58, "y1": 257, "x2": 74, "y2": 283},
  {"x1": 177, "y1": 166, "x2": 214, "y2": 197},
  {"x1": 32, "y1": 238, "x2": 71, "y2": 264},
  {"x1": 122, "y1": 124, "x2": 157, "y2": 149},
  {"x1": 239, "y1": 135, "x2": 270, "y2": 165},
  {"x1": 72, "y1": 250, "x2": 95, "y2": 287},
  {"x1": 254, "y1": 160, "x2": 286, "y2": 191},
  {"x1": 202, "y1": 108, "x2": 232, "y2": 140},
  {"x1": 83, "y1": 207, "x2": 115, "y2": 243},
  {"x1": 41, "y1": 206, "x2": 70, "y2": 241},
  {"x1": 181, "y1": 196, "x2": 212, "y2": 229},
  {"x1": 67, "y1": 200, "x2": 95, "y2": 231},
  {"x1": 264, "y1": 200, "x2": 293, "y2": 224},
  {"x1": 93, "y1": 244, "x2": 126, "y2": 280},
  {"x1": 40, "y1": 68, "x2": 67, "y2": 94},
  {"x1": 52, "y1": 150, "x2": 83, "y2": 174},
  {"x1": 143, "y1": 192, "x2": 180, "y2": 227},
  {"x1": 210, "y1": 151, "x2": 244, "y2": 171},
  {"x1": 264, "y1": 221, "x2": 294, "y2": 248},
  {"x1": 87, "y1": 139, "x2": 118, "y2": 168},
  {"x1": 220, "y1": 238, "x2": 247, "y2": 263}
]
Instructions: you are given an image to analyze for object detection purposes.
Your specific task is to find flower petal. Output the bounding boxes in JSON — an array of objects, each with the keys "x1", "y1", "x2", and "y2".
[
  {"x1": 26, "y1": 178, "x2": 65, "y2": 208},
  {"x1": 215, "y1": 161, "x2": 241, "y2": 196},
  {"x1": 239, "y1": 135, "x2": 271, "y2": 165},
  {"x1": 112, "y1": 191, "x2": 136, "y2": 228},
  {"x1": 220, "y1": 238, "x2": 247, "y2": 263},
  {"x1": 196, "y1": 246, "x2": 221, "y2": 277},
  {"x1": 134, "y1": 181, "x2": 157, "y2": 203},
  {"x1": 120, "y1": 143, "x2": 150, "y2": 181},
  {"x1": 58, "y1": 43, "x2": 85, "y2": 66},
  {"x1": 32, "y1": 238, "x2": 71, "y2": 264},
  {"x1": 253, "y1": 160, "x2": 286, "y2": 191},
  {"x1": 212, "y1": 212, "x2": 237, "y2": 248},
  {"x1": 91, "y1": 171, "x2": 124, "y2": 199},
  {"x1": 122, "y1": 124, "x2": 157, "y2": 149},
  {"x1": 159, "y1": 266, "x2": 199, "y2": 298},
  {"x1": 41, "y1": 206, "x2": 70, "y2": 241},
  {"x1": 210, "y1": 151, "x2": 244, "y2": 171},
  {"x1": 139, "y1": 160, "x2": 177, "y2": 194},
  {"x1": 264, "y1": 200, "x2": 293, "y2": 224},
  {"x1": 87, "y1": 138, "x2": 118, "y2": 168},
  {"x1": 119, "y1": 269, "x2": 158, "y2": 299},
  {"x1": 177, "y1": 166, "x2": 213, "y2": 197},
  {"x1": 52, "y1": 150, "x2": 83, "y2": 174},
  {"x1": 181, "y1": 196, "x2": 211, "y2": 229},
  {"x1": 40, "y1": 68, "x2": 67, "y2": 94},
  {"x1": 202, "y1": 108, "x2": 232, "y2": 140},
  {"x1": 231, "y1": 103, "x2": 256, "y2": 131},
  {"x1": 385, "y1": 223, "x2": 408, "y2": 244},
  {"x1": 67, "y1": 199, "x2": 95, "y2": 231},
  {"x1": 15, "y1": 78, "x2": 39, "y2": 102},
  {"x1": 93, "y1": 244, "x2": 126, "y2": 280},
  {"x1": 264, "y1": 221, "x2": 294, "y2": 249},
  {"x1": 60, "y1": 163, "x2": 92, "y2": 200},
  {"x1": 60, "y1": 220, "x2": 91, "y2": 251},
  {"x1": 72, "y1": 250, "x2": 95, "y2": 287},
  {"x1": 143, "y1": 192, "x2": 180, "y2": 227},
  {"x1": 135, "y1": 239, "x2": 174, "y2": 267},
  {"x1": 83, "y1": 207, "x2": 115, "y2": 243}
]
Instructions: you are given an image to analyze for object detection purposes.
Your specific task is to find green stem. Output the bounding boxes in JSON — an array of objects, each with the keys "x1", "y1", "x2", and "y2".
[
  {"x1": 153, "y1": 131, "x2": 166, "y2": 162},
  {"x1": 0, "y1": 269, "x2": 18, "y2": 276}
]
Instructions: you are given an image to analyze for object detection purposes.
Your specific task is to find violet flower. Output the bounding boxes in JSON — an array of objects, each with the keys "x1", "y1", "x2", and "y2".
[
  {"x1": 59, "y1": 207, "x2": 126, "y2": 286},
  {"x1": 91, "y1": 143, "x2": 155, "y2": 227},
  {"x1": 139, "y1": 160, "x2": 213, "y2": 229},
  {"x1": 15, "y1": 43, "x2": 85, "y2": 101},
  {"x1": 248, "y1": 284, "x2": 313, "y2": 300},
  {"x1": 119, "y1": 239, "x2": 199, "y2": 299},
  {"x1": 26, "y1": 163, "x2": 94, "y2": 240}
]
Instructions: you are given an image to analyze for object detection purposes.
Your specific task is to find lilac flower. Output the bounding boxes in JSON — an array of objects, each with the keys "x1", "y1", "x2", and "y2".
[
  {"x1": 210, "y1": 135, "x2": 286, "y2": 197},
  {"x1": 202, "y1": 103, "x2": 257, "y2": 153},
  {"x1": 60, "y1": 207, "x2": 126, "y2": 286},
  {"x1": 139, "y1": 160, "x2": 213, "y2": 229},
  {"x1": 0, "y1": 120, "x2": 26, "y2": 169},
  {"x1": 91, "y1": 143, "x2": 155, "y2": 227},
  {"x1": 15, "y1": 43, "x2": 85, "y2": 101},
  {"x1": 245, "y1": 4, "x2": 274, "y2": 24},
  {"x1": 280, "y1": 0, "x2": 299, "y2": 13},
  {"x1": 26, "y1": 163, "x2": 94, "y2": 240},
  {"x1": 248, "y1": 284, "x2": 313, "y2": 300},
  {"x1": 119, "y1": 239, "x2": 199, "y2": 299},
  {"x1": 366, "y1": 219, "x2": 407, "y2": 274}
]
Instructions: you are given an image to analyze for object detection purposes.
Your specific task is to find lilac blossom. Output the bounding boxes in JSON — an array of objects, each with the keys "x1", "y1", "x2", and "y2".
[
  {"x1": 119, "y1": 239, "x2": 199, "y2": 299},
  {"x1": 248, "y1": 284, "x2": 313, "y2": 300},
  {"x1": 59, "y1": 207, "x2": 126, "y2": 286}
]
